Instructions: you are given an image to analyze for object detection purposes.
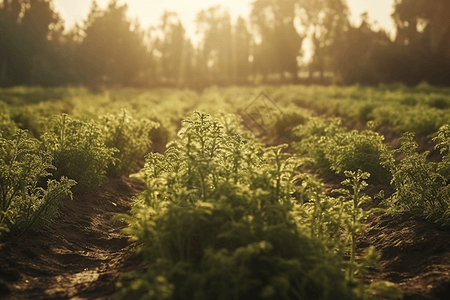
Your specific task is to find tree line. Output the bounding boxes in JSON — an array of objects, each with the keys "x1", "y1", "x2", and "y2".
[{"x1": 1, "y1": 0, "x2": 449, "y2": 89}]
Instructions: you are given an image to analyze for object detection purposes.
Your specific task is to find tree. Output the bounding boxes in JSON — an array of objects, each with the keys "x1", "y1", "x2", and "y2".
[
  {"x1": 0, "y1": 0, "x2": 61, "y2": 86},
  {"x1": 297, "y1": 0, "x2": 349, "y2": 81},
  {"x1": 196, "y1": 5, "x2": 233, "y2": 85},
  {"x1": 392, "y1": 0, "x2": 450, "y2": 86},
  {"x1": 333, "y1": 13, "x2": 393, "y2": 85},
  {"x1": 153, "y1": 11, "x2": 187, "y2": 86},
  {"x1": 232, "y1": 16, "x2": 252, "y2": 84},
  {"x1": 251, "y1": 0, "x2": 304, "y2": 82},
  {"x1": 76, "y1": 0, "x2": 149, "y2": 87}
]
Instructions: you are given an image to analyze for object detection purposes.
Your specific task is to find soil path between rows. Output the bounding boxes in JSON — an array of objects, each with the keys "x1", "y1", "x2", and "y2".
[{"x1": 0, "y1": 176, "x2": 145, "y2": 300}]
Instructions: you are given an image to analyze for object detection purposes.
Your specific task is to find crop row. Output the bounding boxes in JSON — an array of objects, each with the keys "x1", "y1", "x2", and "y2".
[
  {"x1": 0, "y1": 110, "x2": 157, "y2": 237},
  {"x1": 115, "y1": 112, "x2": 402, "y2": 300},
  {"x1": 3, "y1": 84, "x2": 450, "y2": 299}
]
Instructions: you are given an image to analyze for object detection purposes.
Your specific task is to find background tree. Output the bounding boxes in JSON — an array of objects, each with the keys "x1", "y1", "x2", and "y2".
[
  {"x1": 297, "y1": 0, "x2": 349, "y2": 81},
  {"x1": 333, "y1": 13, "x2": 393, "y2": 85},
  {"x1": 2, "y1": 0, "x2": 450, "y2": 88},
  {"x1": 251, "y1": 0, "x2": 304, "y2": 83},
  {"x1": 0, "y1": 0, "x2": 22, "y2": 86},
  {"x1": 232, "y1": 16, "x2": 252, "y2": 85},
  {"x1": 76, "y1": 0, "x2": 149, "y2": 87},
  {"x1": 153, "y1": 11, "x2": 186, "y2": 86},
  {"x1": 392, "y1": 0, "x2": 450, "y2": 86},
  {"x1": 196, "y1": 5, "x2": 233, "y2": 85},
  {"x1": 0, "y1": 0, "x2": 60, "y2": 86}
]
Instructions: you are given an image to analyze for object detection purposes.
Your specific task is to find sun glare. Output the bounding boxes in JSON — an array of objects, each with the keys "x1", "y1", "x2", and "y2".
[
  {"x1": 54, "y1": 1, "x2": 395, "y2": 37},
  {"x1": 55, "y1": 0, "x2": 252, "y2": 38}
]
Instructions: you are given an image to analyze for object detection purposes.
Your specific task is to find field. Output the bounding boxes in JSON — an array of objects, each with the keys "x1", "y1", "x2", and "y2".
[{"x1": 1, "y1": 84, "x2": 450, "y2": 300}]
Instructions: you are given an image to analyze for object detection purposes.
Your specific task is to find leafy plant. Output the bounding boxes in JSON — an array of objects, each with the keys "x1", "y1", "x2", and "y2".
[
  {"x1": 293, "y1": 118, "x2": 393, "y2": 184},
  {"x1": 292, "y1": 170, "x2": 401, "y2": 299},
  {"x1": 100, "y1": 109, "x2": 160, "y2": 176},
  {"x1": 116, "y1": 111, "x2": 403, "y2": 300},
  {"x1": 0, "y1": 111, "x2": 17, "y2": 140},
  {"x1": 386, "y1": 128, "x2": 450, "y2": 224},
  {"x1": 335, "y1": 171, "x2": 402, "y2": 299},
  {"x1": 40, "y1": 114, "x2": 117, "y2": 191},
  {"x1": 116, "y1": 112, "x2": 364, "y2": 300},
  {"x1": 0, "y1": 130, "x2": 76, "y2": 237},
  {"x1": 333, "y1": 171, "x2": 382, "y2": 282},
  {"x1": 264, "y1": 106, "x2": 311, "y2": 144},
  {"x1": 293, "y1": 117, "x2": 343, "y2": 171},
  {"x1": 118, "y1": 199, "x2": 358, "y2": 300},
  {"x1": 291, "y1": 176, "x2": 347, "y2": 252}
]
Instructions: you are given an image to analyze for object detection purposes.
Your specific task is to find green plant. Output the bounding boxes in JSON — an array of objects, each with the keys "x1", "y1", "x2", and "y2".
[
  {"x1": 293, "y1": 118, "x2": 393, "y2": 184},
  {"x1": 293, "y1": 170, "x2": 402, "y2": 299},
  {"x1": 293, "y1": 117, "x2": 343, "y2": 171},
  {"x1": 336, "y1": 171, "x2": 401, "y2": 300},
  {"x1": 116, "y1": 112, "x2": 362, "y2": 300},
  {"x1": 40, "y1": 114, "x2": 117, "y2": 191},
  {"x1": 100, "y1": 110, "x2": 160, "y2": 176},
  {"x1": 265, "y1": 106, "x2": 311, "y2": 144},
  {"x1": 175, "y1": 237, "x2": 357, "y2": 300},
  {"x1": 0, "y1": 111, "x2": 17, "y2": 140},
  {"x1": 0, "y1": 130, "x2": 76, "y2": 237},
  {"x1": 386, "y1": 128, "x2": 450, "y2": 224},
  {"x1": 118, "y1": 199, "x2": 358, "y2": 300},
  {"x1": 291, "y1": 176, "x2": 347, "y2": 252},
  {"x1": 333, "y1": 171, "x2": 381, "y2": 282},
  {"x1": 115, "y1": 111, "x2": 403, "y2": 300},
  {"x1": 329, "y1": 124, "x2": 393, "y2": 185}
]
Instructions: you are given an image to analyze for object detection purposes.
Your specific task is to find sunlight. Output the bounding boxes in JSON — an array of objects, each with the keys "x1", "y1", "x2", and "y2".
[
  {"x1": 54, "y1": 1, "x2": 395, "y2": 36},
  {"x1": 55, "y1": 0, "x2": 251, "y2": 39},
  {"x1": 347, "y1": 0, "x2": 395, "y2": 34}
]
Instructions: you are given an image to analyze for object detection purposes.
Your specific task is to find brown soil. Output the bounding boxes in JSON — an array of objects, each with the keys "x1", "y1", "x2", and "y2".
[
  {"x1": 360, "y1": 213, "x2": 450, "y2": 300},
  {"x1": 0, "y1": 176, "x2": 146, "y2": 300}
]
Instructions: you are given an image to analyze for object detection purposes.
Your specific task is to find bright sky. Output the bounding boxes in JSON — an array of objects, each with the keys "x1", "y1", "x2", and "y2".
[
  {"x1": 53, "y1": 0, "x2": 396, "y2": 62},
  {"x1": 53, "y1": 0, "x2": 396, "y2": 35}
]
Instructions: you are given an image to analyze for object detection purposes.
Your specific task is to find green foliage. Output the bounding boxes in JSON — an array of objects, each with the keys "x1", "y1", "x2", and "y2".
[
  {"x1": 40, "y1": 114, "x2": 117, "y2": 191},
  {"x1": 176, "y1": 238, "x2": 355, "y2": 300},
  {"x1": 0, "y1": 109, "x2": 17, "y2": 140},
  {"x1": 293, "y1": 118, "x2": 393, "y2": 184},
  {"x1": 7, "y1": 99, "x2": 75, "y2": 138},
  {"x1": 280, "y1": 85, "x2": 450, "y2": 136},
  {"x1": 0, "y1": 130, "x2": 76, "y2": 237},
  {"x1": 291, "y1": 175, "x2": 347, "y2": 251},
  {"x1": 100, "y1": 110, "x2": 160, "y2": 176},
  {"x1": 118, "y1": 201, "x2": 356, "y2": 300},
  {"x1": 293, "y1": 170, "x2": 401, "y2": 299},
  {"x1": 116, "y1": 111, "x2": 401, "y2": 300},
  {"x1": 293, "y1": 117, "x2": 343, "y2": 170},
  {"x1": 386, "y1": 128, "x2": 450, "y2": 224},
  {"x1": 333, "y1": 171, "x2": 382, "y2": 282},
  {"x1": 0, "y1": 86, "x2": 85, "y2": 105},
  {"x1": 116, "y1": 112, "x2": 362, "y2": 300},
  {"x1": 265, "y1": 106, "x2": 311, "y2": 144}
]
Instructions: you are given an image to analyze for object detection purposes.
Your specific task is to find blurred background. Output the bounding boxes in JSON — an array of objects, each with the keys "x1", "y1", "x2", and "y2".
[{"x1": 0, "y1": 0, "x2": 449, "y2": 89}]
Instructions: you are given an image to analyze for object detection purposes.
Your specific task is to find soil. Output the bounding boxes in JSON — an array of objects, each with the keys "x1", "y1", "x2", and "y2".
[
  {"x1": 360, "y1": 213, "x2": 450, "y2": 300},
  {"x1": 0, "y1": 176, "x2": 146, "y2": 300},
  {"x1": 1, "y1": 125, "x2": 450, "y2": 300}
]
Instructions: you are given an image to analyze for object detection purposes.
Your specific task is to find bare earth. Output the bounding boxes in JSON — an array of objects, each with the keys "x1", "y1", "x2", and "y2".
[{"x1": 0, "y1": 176, "x2": 145, "y2": 300}]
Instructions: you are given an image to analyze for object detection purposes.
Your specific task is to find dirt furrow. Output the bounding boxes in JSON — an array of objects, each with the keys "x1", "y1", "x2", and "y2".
[{"x1": 0, "y1": 177, "x2": 145, "y2": 300}]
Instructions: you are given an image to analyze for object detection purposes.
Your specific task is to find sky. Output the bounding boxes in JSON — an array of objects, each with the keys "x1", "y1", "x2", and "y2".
[{"x1": 53, "y1": 0, "x2": 396, "y2": 36}]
